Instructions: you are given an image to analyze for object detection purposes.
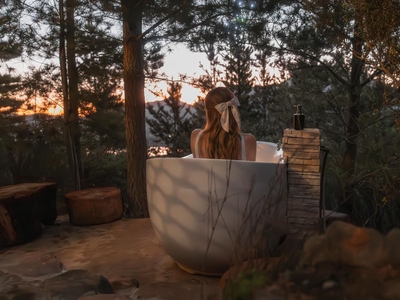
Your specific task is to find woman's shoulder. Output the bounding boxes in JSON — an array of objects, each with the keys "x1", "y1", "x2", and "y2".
[
  {"x1": 191, "y1": 129, "x2": 202, "y2": 139},
  {"x1": 190, "y1": 129, "x2": 203, "y2": 145},
  {"x1": 190, "y1": 129, "x2": 203, "y2": 158},
  {"x1": 192, "y1": 129, "x2": 202, "y2": 134}
]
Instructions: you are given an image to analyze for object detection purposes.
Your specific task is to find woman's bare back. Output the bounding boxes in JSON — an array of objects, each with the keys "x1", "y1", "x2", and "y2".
[{"x1": 190, "y1": 129, "x2": 257, "y2": 161}]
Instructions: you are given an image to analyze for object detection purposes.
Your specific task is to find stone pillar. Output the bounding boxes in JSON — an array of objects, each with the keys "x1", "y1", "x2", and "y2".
[{"x1": 282, "y1": 128, "x2": 321, "y2": 240}]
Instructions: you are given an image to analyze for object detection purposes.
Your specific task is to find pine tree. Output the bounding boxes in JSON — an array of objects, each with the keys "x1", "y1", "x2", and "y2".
[
  {"x1": 119, "y1": 0, "x2": 242, "y2": 216},
  {"x1": 0, "y1": 0, "x2": 26, "y2": 113},
  {"x1": 1, "y1": 0, "x2": 127, "y2": 192},
  {"x1": 0, "y1": 0, "x2": 30, "y2": 184},
  {"x1": 185, "y1": 0, "x2": 283, "y2": 139},
  {"x1": 189, "y1": 97, "x2": 205, "y2": 131},
  {"x1": 223, "y1": 44, "x2": 255, "y2": 134},
  {"x1": 250, "y1": 0, "x2": 400, "y2": 228},
  {"x1": 256, "y1": 0, "x2": 400, "y2": 173},
  {"x1": 146, "y1": 82, "x2": 192, "y2": 157}
]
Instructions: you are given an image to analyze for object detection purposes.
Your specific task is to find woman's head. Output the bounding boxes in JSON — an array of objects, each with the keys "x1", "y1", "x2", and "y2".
[
  {"x1": 199, "y1": 87, "x2": 242, "y2": 159},
  {"x1": 204, "y1": 87, "x2": 240, "y2": 133}
]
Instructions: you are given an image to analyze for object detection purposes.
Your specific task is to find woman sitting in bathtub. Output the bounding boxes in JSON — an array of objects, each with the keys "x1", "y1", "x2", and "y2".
[{"x1": 190, "y1": 87, "x2": 257, "y2": 161}]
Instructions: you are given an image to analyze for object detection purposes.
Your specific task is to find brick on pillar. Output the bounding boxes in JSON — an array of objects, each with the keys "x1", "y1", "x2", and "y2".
[{"x1": 282, "y1": 128, "x2": 321, "y2": 240}]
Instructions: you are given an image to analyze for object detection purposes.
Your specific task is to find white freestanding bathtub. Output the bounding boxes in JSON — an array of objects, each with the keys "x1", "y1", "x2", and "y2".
[{"x1": 146, "y1": 142, "x2": 287, "y2": 275}]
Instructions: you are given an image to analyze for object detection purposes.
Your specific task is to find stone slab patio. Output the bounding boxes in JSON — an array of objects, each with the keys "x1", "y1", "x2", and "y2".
[{"x1": 0, "y1": 215, "x2": 221, "y2": 300}]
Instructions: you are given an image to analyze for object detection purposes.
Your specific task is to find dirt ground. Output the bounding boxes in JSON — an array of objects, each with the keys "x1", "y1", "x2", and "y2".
[{"x1": 0, "y1": 214, "x2": 221, "y2": 300}]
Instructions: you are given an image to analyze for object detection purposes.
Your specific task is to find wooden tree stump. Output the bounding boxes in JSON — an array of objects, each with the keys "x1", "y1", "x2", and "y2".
[
  {"x1": 0, "y1": 182, "x2": 58, "y2": 247},
  {"x1": 282, "y1": 128, "x2": 321, "y2": 240},
  {"x1": 65, "y1": 187, "x2": 123, "y2": 226}
]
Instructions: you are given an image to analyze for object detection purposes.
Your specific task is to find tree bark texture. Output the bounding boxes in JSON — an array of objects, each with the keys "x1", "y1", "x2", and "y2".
[
  {"x1": 342, "y1": 14, "x2": 364, "y2": 174},
  {"x1": 66, "y1": 0, "x2": 82, "y2": 191},
  {"x1": 59, "y1": 0, "x2": 74, "y2": 191},
  {"x1": 122, "y1": 0, "x2": 148, "y2": 217}
]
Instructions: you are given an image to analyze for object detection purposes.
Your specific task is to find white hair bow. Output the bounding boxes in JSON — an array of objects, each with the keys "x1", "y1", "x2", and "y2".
[{"x1": 214, "y1": 96, "x2": 241, "y2": 132}]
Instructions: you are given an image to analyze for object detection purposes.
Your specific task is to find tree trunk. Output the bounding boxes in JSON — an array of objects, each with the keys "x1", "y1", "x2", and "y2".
[
  {"x1": 59, "y1": 0, "x2": 73, "y2": 191},
  {"x1": 122, "y1": 0, "x2": 148, "y2": 217},
  {"x1": 65, "y1": 0, "x2": 82, "y2": 190},
  {"x1": 342, "y1": 13, "x2": 364, "y2": 174}
]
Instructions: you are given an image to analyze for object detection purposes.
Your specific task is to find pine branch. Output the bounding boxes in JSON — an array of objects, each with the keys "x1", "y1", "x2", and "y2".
[{"x1": 136, "y1": 1, "x2": 189, "y2": 42}]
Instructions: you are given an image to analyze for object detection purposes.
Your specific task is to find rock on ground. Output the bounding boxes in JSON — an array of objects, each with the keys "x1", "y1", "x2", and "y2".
[{"x1": 0, "y1": 215, "x2": 221, "y2": 300}]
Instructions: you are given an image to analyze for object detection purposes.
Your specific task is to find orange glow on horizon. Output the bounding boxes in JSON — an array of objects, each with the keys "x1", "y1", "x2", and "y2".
[
  {"x1": 12, "y1": 84, "x2": 200, "y2": 117},
  {"x1": 145, "y1": 82, "x2": 204, "y2": 104}
]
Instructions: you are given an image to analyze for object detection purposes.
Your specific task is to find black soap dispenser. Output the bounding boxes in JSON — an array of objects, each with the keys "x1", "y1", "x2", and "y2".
[{"x1": 293, "y1": 105, "x2": 305, "y2": 130}]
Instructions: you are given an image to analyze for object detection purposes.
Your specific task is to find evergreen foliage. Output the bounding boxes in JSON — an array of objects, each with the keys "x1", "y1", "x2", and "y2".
[
  {"x1": 223, "y1": 44, "x2": 254, "y2": 132},
  {"x1": 0, "y1": 0, "x2": 26, "y2": 115},
  {"x1": 185, "y1": 0, "x2": 287, "y2": 141},
  {"x1": 189, "y1": 98, "x2": 206, "y2": 131},
  {"x1": 0, "y1": 114, "x2": 68, "y2": 186},
  {"x1": 0, "y1": 0, "x2": 25, "y2": 61},
  {"x1": 0, "y1": 0, "x2": 127, "y2": 194},
  {"x1": 146, "y1": 82, "x2": 192, "y2": 157},
  {"x1": 272, "y1": 0, "x2": 400, "y2": 229}
]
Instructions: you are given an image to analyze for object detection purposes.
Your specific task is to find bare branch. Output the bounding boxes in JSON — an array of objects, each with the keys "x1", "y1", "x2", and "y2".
[{"x1": 136, "y1": 1, "x2": 189, "y2": 41}]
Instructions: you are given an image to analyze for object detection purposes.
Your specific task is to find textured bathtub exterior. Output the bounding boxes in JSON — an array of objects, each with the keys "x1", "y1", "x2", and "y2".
[{"x1": 146, "y1": 142, "x2": 287, "y2": 275}]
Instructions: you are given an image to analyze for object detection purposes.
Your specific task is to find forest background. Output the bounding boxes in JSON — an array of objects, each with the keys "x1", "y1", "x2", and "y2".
[{"x1": 1, "y1": 0, "x2": 400, "y2": 232}]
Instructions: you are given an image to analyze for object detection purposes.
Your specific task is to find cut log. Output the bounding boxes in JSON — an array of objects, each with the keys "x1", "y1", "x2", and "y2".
[
  {"x1": 0, "y1": 182, "x2": 57, "y2": 247},
  {"x1": 65, "y1": 187, "x2": 123, "y2": 226}
]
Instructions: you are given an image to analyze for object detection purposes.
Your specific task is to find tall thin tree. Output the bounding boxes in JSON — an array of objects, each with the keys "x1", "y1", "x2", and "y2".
[
  {"x1": 121, "y1": 0, "x2": 148, "y2": 216},
  {"x1": 59, "y1": 0, "x2": 82, "y2": 191}
]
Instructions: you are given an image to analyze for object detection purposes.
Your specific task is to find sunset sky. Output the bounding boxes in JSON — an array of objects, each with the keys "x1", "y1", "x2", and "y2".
[
  {"x1": 1, "y1": 44, "x2": 208, "y2": 115},
  {"x1": 145, "y1": 44, "x2": 209, "y2": 105}
]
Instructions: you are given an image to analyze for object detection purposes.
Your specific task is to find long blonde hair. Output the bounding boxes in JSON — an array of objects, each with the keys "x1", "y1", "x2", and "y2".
[{"x1": 198, "y1": 87, "x2": 242, "y2": 159}]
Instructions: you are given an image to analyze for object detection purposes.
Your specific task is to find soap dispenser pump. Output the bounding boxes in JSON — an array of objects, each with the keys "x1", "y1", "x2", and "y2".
[{"x1": 293, "y1": 105, "x2": 305, "y2": 130}]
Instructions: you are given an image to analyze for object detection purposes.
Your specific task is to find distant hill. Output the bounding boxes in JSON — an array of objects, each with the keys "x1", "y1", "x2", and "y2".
[
  {"x1": 14, "y1": 103, "x2": 198, "y2": 147},
  {"x1": 146, "y1": 100, "x2": 198, "y2": 146}
]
